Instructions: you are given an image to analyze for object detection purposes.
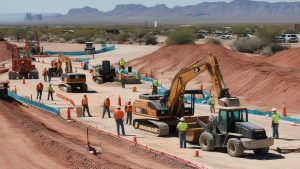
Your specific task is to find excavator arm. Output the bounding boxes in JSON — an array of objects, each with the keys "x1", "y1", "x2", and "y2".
[
  {"x1": 57, "y1": 54, "x2": 73, "y2": 75},
  {"x1": 167, "y1": 54, "x2": 239, "y2": 117}
]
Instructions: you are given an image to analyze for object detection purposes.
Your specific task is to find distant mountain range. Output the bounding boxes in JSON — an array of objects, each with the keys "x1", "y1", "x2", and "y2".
[{"x1": 2, "y1": 0, "x2": 300, "y2": 24}]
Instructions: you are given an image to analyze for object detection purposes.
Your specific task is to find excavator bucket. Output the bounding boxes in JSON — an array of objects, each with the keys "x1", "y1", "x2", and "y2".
[{"x1": 218, "y1": 97, "x2": 240, "y2": 107}]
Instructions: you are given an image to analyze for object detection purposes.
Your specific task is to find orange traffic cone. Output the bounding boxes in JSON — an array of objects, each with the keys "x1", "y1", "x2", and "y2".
[
  {"x1": 200, "y1": 83, "x2": 203, "y2": 90},
  {"x1": 30, "y1": 94, "x2": 32, "y2": 101},
  {"x1": 118, "y1": 95, "x2": 121, "y2": 106},
  {"x1": 67, "y1": 108, "x2": 71, "y2": 120},
  {"x1": 145, "y1": 72, "x2": 148, "y2": 77},
  {"x1": 194, "y1": 150, "x2": 200, "y2": 157},
  {"x1": 281, "y1": 103, "x2": 287, "y2": 117},
  {"x1": 133, "y1": 136, "x2": 137, "y2": 143},
  {"x1": 14, "y1": 85, "x2": 17, "y2": 94},
  {"x1": 22, "y1": 77, "x2": 26, "y2": 84}
]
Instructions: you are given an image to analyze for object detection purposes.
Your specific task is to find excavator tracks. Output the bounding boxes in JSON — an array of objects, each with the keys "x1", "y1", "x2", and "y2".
[{"x1": 133, "y1": 119, "x2": 169, "y2": 137}]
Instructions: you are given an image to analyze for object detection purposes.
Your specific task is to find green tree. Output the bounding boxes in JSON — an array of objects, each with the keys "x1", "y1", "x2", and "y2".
[
  {"x1": 231, "y1": 26, "x2": 248, "y2": 38},
  {"x1": 256, "y1": 26, "x2": 282, "y2": 45},
  {"x1": 166, "y1": 28, "x2": 196, "y2": 45}
]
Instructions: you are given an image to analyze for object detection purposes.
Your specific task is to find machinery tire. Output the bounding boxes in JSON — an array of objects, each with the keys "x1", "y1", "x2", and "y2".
[
  {"x1": 253, "y1": 147, "x2": 269, "y2": 154},
  {"x1": 96, "y1": 78, "x2": 103, "y2": 84},
  {"x1": 199, "y1": 132, "x2": 215, "y2": 151},
  {"x1": 81, "y1": 84, "x2": 88, "y2": 92},
  {"x1": 227, "y1": 138, "x2": 244, "y2": 157}
]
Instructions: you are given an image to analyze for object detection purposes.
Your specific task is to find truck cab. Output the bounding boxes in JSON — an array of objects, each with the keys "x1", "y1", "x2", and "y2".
[{"x1": 84, "y1": 42, "x2": 96, "y2": 54}]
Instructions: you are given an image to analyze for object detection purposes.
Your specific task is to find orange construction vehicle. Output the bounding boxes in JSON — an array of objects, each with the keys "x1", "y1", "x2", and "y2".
[{"x1": 8, "y1": 41, "x2": 39, "y2": 80}]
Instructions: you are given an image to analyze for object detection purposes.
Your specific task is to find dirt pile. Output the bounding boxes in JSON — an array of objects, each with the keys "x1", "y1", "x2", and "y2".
[
  {"x1": 266, "y1": 48, "x2": 300, "y2": 70},
  {"x1": 0, "y1": 41, "x2": 17, "y2": 62},
  {"x1": 129, "y1": 44, "x2": 300, "y2": 113}
]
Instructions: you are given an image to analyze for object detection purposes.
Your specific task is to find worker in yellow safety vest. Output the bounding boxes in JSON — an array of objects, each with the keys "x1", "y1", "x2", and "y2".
[
  {"x1": 176, "y1": 117, "x2": 189, "y2": 148},
  {"x1": 152, "y1": 79, "x2": 159, "y2": 95},
  {"x1": 271, "y1": 108, "x2": 280, "y2": 139},
  {"x1": 208, "y1": 95, "x2": 215, "y2": 113},
  {"x1": 119, "y1": 58, "x2": 126, "y2": 69}
]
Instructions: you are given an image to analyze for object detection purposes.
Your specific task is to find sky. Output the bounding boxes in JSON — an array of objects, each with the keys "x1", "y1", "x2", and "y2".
[{"x1": 0, "y1": 0, "x2": 299, "y2": 14}]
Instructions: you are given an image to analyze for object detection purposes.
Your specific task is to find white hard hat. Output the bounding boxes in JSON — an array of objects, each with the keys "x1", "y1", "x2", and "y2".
[
  {"x1": 128, "y1": 99, "x2": 131, "y2": 102},
  {"x1": 106, "y1": 96, "x2": 110, "y2": 99},
  {"x1": 117, "y1": 105, "x2": 121, "y2": 109},
  {"x1": 180, "y1": 117, "x2": 185, "y2": 122},
  {"x1": 272, "y1": 108, "x2": 277, "y2": 112}
]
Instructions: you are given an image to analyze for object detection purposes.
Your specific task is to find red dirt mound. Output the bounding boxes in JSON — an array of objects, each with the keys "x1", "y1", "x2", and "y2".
[
  {"x1": 129, "y1": 44, "x2": 300, "y2": 113},
  {"x1": 266, "y1": 48, "x2": 300, "y2": 70},
  {"x1": 0, "y1": 41, "x2": 17, "y2": 62}
]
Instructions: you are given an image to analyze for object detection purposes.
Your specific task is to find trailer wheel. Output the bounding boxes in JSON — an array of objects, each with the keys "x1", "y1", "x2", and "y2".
[
  {"x1": 199, "y1": 132, "x2": 215, "y2": 151},
  {"x1": 227, "y1": 138, "x2": 244, "y2": 157},
  {"x1": 253, "y1": 147, "x2": 269, "y2": 154}
]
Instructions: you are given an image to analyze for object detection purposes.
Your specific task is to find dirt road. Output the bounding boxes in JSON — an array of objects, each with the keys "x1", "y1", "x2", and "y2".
[{"x1": 0, "y1": 99, "x2": 189, "y2": 169}]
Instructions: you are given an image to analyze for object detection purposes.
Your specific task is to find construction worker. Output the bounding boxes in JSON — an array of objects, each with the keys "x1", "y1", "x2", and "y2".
[
  {"x1": 36, "y1": 82, "x2": 43, "y2": 100},
  {"x1": 47, "y1": 84, "x2": 54, "y2": 101},
  {"x1": 47, "y1": 68, "x2": 52, "y2": 82},
  {"x1": 119, "y1": 58, "x2": 126, "y2": 69},
  {"x1": 119, "y1": 68, "x2": 126, "y2": 88},
  {"x1": 125, "y1": 99, "x2": 133, "y2": 125},
  {"x1": 135, "y1": 71, "x2": 141, "y2": 80},
  {"x1": 82, "y1": 95, "x2": 92, "y2": 117},
  {"x1": 152, "y1": 79, "x2": 159, "y2": 95},
  {"x1": 42, "y1": 68, "x2": 48, "y2": 82},
  {"x1": 271, "y1": 108, "x2": 280, "y2": 139},
  {"x1": 208, "y1": 95, "x2": 215, "y2": 113},
  {"x1": 114, "y1": 105, "x2": 125, "y2": 135},
  {"x1": 177, "y1": 117, "x2": 188, "y2": 148},
  {"x1": 102, "y1": 96, "x2": 111, "y2": 118}
]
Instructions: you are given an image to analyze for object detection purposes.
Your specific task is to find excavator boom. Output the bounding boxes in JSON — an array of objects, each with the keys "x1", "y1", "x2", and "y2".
[{"x1": 167, "y1": 54, "x2": 239, "y2": 117}]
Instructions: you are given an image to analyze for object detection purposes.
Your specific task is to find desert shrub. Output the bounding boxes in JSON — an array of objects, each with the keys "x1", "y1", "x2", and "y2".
[
  {"x1": 145, "y1": 36, "x2": 158, "y2": 45},
  {"x1": 116, "y1": 32, "x2": 130, "y2": 43},
  {"x1": 231, "y1": 38, "x2": 263, "y2": 53},
  {"x1": 262, "y1": 43, "x2": 289, "y2": 56},
  {"x1": 205, "y1": 38, "x2": 221, "y2": 45},
  {"x1": 256, "y1": 26, "x2": 282, "y2": 45},
  {"x1": 75, "y1": 37, "x2": 86, "y2": 44},
  {"x1": 166, "y1": 28, "x2": 196, "y2": 45}
]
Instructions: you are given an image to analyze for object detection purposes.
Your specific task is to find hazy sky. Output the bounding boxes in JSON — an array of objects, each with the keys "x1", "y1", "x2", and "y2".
[{"x1": 1, "y1": 0, "x2": 299, "y2": 14}]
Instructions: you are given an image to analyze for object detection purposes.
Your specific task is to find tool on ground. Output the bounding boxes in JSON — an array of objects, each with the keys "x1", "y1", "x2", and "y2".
[{"x1": 86, "y1": 128, "x2": 102, "y2": 155}]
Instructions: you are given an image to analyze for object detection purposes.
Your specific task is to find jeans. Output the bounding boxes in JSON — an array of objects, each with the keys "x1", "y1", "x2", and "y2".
[
  {"x1": 36, "y1": 90, "x2": 42, "y2": 100},
  {"x1": 116, "y1": 119, "x2": 125, "y2": 135},
  {"x1": 179, "y1": 132, "x2": 187, "y2": 148},
  {"x1": 210, "y1": 104, "x2": 215, "y2": 113},
  {"x1": 102, "y1": 107, "x2": 111, "y2": 118},
  {"x1": 83, "y1": 105, "x2": 92, "y2": 117},
  {"x1": 48, "y1": 75, "x2": 51, "y2": 82},
  {"x1": 152, "y1": 86, "x2": 158, "y2": 95},
  {"x1": 272, "y1": 123, "x2": 279, "y2": 139},
  {"x1": 47, "y1": 92, "x2": 53, "y2": 101},
  {"x1": 121, "y1": 76, "x2": 126, "y2": 88},
  {"x1": 43, "y1": 75, "x2": 47, "y2": 82},
  {"x1": 126, "y1": 112, "x2": 132, "y2": 125}
]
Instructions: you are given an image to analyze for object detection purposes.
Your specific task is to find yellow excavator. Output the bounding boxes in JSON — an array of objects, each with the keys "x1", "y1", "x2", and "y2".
[
  {"x1": 50, "y1": 54, "x2": 73, "y2": 76},
  {"x1": 132, "y1": 54, "x2": 240, "y2": 136}
]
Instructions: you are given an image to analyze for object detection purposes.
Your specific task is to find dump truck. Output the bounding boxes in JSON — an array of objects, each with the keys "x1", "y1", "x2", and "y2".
[
  {"x1": 84, "y1": 42, "x2": 96, "y2": 54},
  {"x1": 132, "y1": 54, "x2": 239, "y2": 136}
]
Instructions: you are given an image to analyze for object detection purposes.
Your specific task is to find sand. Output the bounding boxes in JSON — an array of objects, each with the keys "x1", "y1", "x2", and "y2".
[{"x1": 129, "y1": 44, "x2": 300, "y2": 113}]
